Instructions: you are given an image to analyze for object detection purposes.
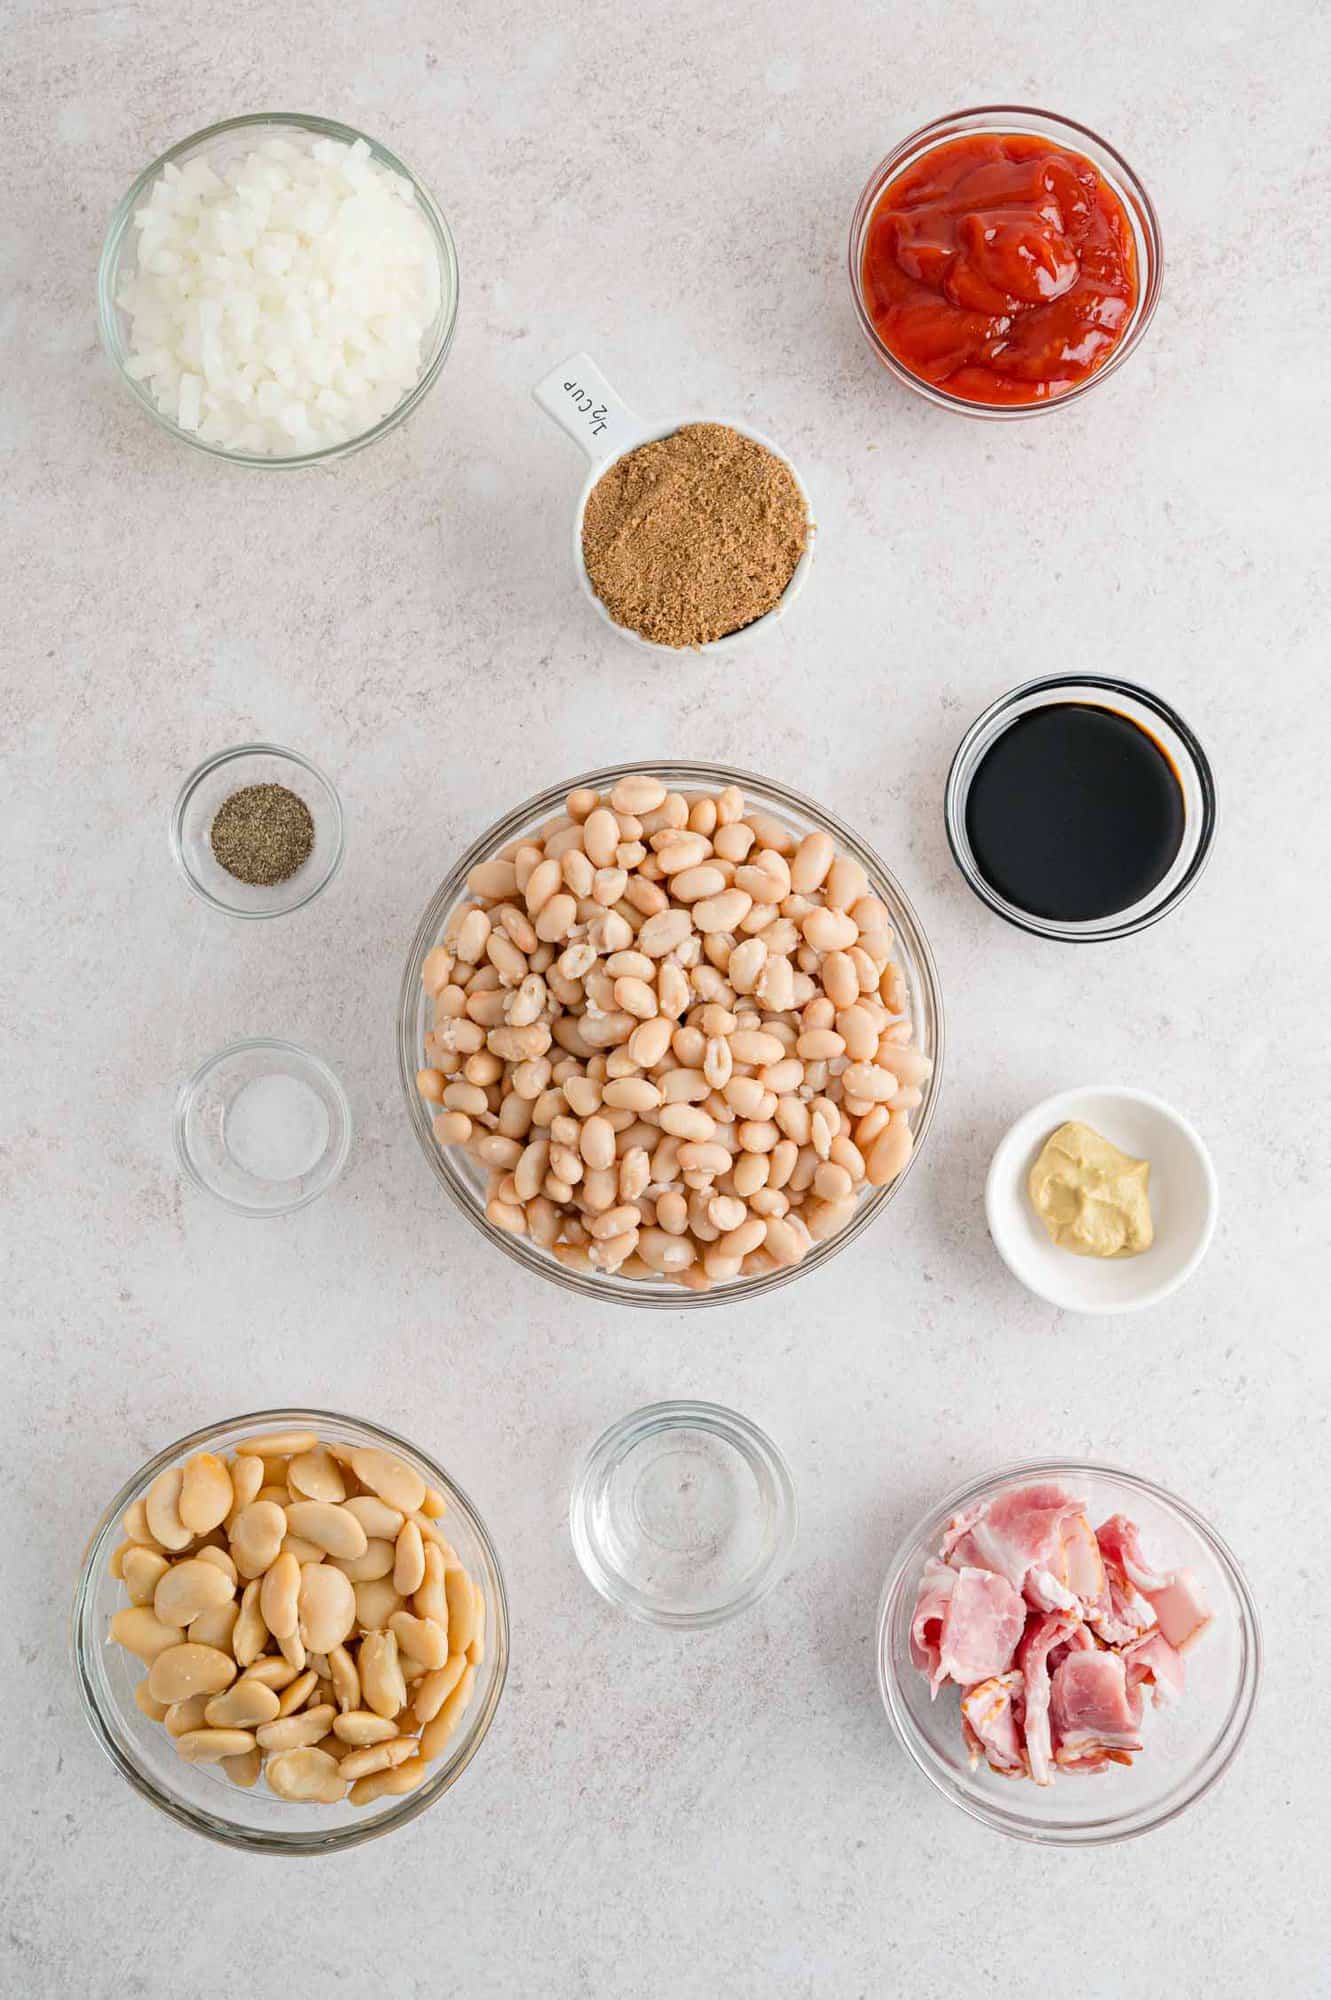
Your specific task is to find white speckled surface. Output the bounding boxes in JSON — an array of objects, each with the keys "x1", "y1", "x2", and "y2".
[{"x1": 4, "y1": 0, "x2": 1330, "y2": 1992}]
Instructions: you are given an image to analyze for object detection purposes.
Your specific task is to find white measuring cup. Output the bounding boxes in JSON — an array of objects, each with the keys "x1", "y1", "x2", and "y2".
[{"x1": 533, "y1": 352, "x2": 816, "y2": 655}]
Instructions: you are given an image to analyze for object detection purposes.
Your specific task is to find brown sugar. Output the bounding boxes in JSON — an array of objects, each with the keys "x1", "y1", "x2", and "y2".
[{"x1": 580, "y1": 422, "x2": 808, "y2": 648}]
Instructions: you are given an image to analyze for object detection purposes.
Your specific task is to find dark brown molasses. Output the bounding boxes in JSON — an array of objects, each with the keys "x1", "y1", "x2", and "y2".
[{"x1": 964, "y1": 704, "x2": 1185, "y2": 923}]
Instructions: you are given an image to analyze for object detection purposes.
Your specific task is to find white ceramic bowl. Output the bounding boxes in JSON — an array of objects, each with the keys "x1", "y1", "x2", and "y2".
[{"x1": 985, "y1": 1086, "x2": 1217, "y2": 1314}]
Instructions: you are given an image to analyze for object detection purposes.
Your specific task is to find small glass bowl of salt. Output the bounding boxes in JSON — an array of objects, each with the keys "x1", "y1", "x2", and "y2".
[
  {"x1": 98, "y1": 113, "x2": 459, "y2": 465},
  {"x1": 174, "y1": 1039, "x2": 351, "y2": 1215}
]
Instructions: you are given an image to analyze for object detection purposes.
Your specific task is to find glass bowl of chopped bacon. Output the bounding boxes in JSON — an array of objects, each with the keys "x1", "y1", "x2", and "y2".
[{"x1": 876, "y1": 1461, "x2": 1260, "y2": 1844}]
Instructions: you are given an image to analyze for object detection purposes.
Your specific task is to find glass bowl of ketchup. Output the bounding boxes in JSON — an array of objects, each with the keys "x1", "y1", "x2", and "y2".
[{"x1": 849, "y1": 107, "x2": 1162, "y2": 418}]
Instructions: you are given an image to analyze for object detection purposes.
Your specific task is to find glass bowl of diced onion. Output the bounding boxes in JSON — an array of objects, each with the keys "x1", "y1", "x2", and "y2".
[{"x1": 97, "y1": 113, "x2": 459, "y2": 467}]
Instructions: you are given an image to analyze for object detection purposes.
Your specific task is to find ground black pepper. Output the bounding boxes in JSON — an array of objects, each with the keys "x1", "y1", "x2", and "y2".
[{"x1": 209, "y1": 784, "x2": 315, "y2": 886}]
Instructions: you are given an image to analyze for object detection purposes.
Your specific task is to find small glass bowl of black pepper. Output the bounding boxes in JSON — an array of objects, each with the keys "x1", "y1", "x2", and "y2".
[
  {"x1": 944, "y1": 677, "x2": 1216, "y2": 942},
  {"x1": 171, "y1": 744, "x2": 344, "y2": 919}
]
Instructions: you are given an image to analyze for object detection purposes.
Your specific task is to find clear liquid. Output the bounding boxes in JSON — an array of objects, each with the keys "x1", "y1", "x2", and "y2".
[{"x1": 596, "y1": 1428, "x2": 766, "y2": 1613}]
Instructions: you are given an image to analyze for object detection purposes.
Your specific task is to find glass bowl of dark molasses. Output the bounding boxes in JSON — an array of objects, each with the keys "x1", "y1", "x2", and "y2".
[{"x1": 944, "y1": 677, "x2": 1216, "y2": 942}]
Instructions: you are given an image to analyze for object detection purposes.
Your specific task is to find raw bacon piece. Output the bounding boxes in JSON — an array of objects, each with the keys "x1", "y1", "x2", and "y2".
[
  {"x1": 936, "y1": 1568, "x2": 1026, "y2": 1689},
  {"x1": 1047, "y1": 1621, "x2": 1097, "y2": 1675},
  {"x1": 1050, "y1": 1648, "x2": 1143, "y2": 1771},
  {"x1": 1016, "y1": 1609, "x2": 1080, "y2": 1785},
  {"x1": 1122, "y1": 1629, "x2": 1186, "y2": 1708},
  {"x1": 1097, "y1": 1516, "x2": 1212, "y2": 1650},
  {"x1": 1024, "y1": 1567, "x2": 1080, "y2": 1614},
  {"x1": 1027, "y1": 1511, "x2": 1112, "y2": 1615},
  {"x1": 961, "y1": 1671, "x2": 1027, "y2": 1778},
  {"x1": 937, "y1": 1499, "x2": 984, "y2": 1562},
  {"x1": 1086, "y1": 1566, "x2": 1157, "y2": 1649},
  {"x1": 1022, "y1": 1510, "x2": 1108, "y2": 1614},
  {"x1": 1056, "y1": 1749, "x2": 1115, "y2": 1774},
  {"x1": 909, "y1": 1557, "x2": 957, "y2": 1692},
  {"x1": 942, "y1": 1482, "x2": 1086, "y2": 1593},
  {"x1": 1143, "y1": 1571, "x2": 1211, "y2": 1653},
  {"x1": 910, "y1": 1560, "x2": 1025, "y2": 1694},
  {"x1": 1092, "y1": 1513, "x2": 1163, "y2": 1644},
  {"x1": 1059, "y1": 1511, "x2": 1108, "y2": 1605},
  {"x1": 1096, "y1": 1514, "x2": 1171, "y2": 1591}
]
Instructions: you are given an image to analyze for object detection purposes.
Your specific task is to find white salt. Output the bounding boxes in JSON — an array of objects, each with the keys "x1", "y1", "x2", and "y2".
[{"x1": 225, "y1": 1072, "x2": 330, "y2": 1183}]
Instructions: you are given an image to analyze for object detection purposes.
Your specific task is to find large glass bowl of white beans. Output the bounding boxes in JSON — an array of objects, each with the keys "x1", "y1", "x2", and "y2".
[
  {"x1": 71, "y1": 1411, "x2": 508, "y2": 1854},
  {"x1": 398, "y1": 762, "x2": 944, "y2": 1306}
]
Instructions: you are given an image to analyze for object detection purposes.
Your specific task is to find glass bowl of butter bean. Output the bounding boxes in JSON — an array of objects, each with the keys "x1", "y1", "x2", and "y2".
[
  {"x1": 72, "y1": 1411, "x2": 508, "y2": 1853},
  {"x1": 398, "y1": 763, "x2": 945, "y2": 1307}
]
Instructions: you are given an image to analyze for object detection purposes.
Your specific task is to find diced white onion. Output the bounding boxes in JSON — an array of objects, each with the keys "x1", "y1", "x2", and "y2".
[
  {"x1": 119, "y1": 134, "x2": 442, "y2": 455},
  {"x1": 177, "y1": 373, "x2": 202, "y2": 430}
]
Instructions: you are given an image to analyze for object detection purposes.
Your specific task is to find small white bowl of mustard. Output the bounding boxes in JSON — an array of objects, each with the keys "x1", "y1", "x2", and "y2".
[{"x1": 985, "y1": 1086, "x2": 1218, "y2": 1315}]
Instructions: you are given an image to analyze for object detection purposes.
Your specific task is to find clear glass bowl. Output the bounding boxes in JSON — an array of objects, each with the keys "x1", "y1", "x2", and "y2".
[
  {"x1": 98, "y1": 113, "x2": 460, "y2": 466},
  {"x1": 944, "y1": 676, "x2": 1217, "y2": 941},
  {"x1": 877, "y1": 1459, "x2": 1260, "y2": 1845},
  {"x1": 848, "y1": 106, "x2": 1163, "y2": 420},
  {"x1": 174, "y1": 1038, "x2": 352, "y2": 1216},
  {"x1": 72, "y1": 1409, "x2": 509, "y2": 1854},
  {"x1": 569, "y1": 1401, "x2": 797, "y2": 1627},
  {"x1": 171, "y1": 743, "x2": 344, "y2": 918},
  {"x1": 397, "y1": 761, "x2": 945, "y2": 1308}
]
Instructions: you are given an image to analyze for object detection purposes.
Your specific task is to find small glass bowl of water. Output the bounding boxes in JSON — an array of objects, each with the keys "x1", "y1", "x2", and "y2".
[
  {"x1": 174, "y1": 1038, "x2": 352, "y2": 1216},
  {"x1": 569, "y1": 1401, "x2": 797, "y2": 1628}
]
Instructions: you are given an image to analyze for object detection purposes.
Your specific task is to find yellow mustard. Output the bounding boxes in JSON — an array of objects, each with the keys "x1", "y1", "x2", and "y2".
[{"x1": 1028, "y1": 1120, "x2": 1153, "y2": 1259}]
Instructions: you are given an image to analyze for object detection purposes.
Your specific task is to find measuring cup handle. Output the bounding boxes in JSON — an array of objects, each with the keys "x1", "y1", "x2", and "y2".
[{"x1": 533, "y1": 353, "x2": 642, "y2": 466}]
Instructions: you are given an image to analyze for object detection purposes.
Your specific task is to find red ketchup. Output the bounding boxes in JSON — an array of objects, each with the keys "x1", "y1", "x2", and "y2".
[{"x1": 860, "y1": 132, "x2": 1139, "y2": 406}]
